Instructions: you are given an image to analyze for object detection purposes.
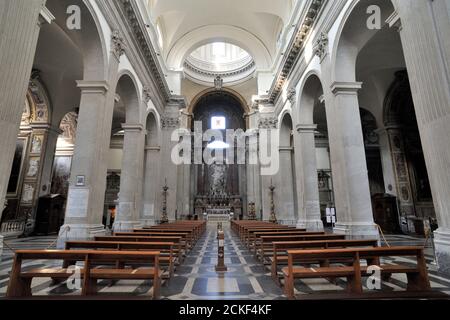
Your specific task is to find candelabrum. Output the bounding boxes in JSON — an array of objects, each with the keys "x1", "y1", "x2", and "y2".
[
  {"x1": 269, "y1": 180, "x2": 277, "y2": 223},
  {"x1": 161, "y1": 180, "x2": 169, "y2": 224},
  {"x1": 248, "y1": 202, "x2": 256, "y2": 220}
]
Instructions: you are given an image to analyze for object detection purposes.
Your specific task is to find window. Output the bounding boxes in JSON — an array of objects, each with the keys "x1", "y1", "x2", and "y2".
[
  {"x1": 211, "y1": 116, "x2": 226, "y2": 130},
  {"x1": 156, "y1": 23, "x2": 163, "y2": 48},
  {"x1": 212, "y1": 42, "x2": 226, "y2": 60}
]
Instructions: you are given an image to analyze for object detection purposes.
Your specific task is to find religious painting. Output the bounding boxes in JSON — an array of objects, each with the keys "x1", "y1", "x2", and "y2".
[
  {"x1": 31, "y1": 135, "x2": 43, "y2": 154},
  {"x1": 21, "y1": 184, "x2": 35, "y2": 205},
  {"x1": 26, "y1": 158, "x2": 40, "y2": 178},
  {"x1": 51, "y1": 156, "x2": 72, "y2": 197},
  {"x1": 7, "y1": 138, "x2": 27, "y2": 196}
]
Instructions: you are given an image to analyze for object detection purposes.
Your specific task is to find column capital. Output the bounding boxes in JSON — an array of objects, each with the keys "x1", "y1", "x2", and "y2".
[
  {"x1": 122, "y1": 123, "x2": 144, "y2": 132},
  {"x1": 331, "y1": 82, "x2": 362, "y2": 95},
  {"x1": 296, "y1": 124, "x2": 317, "y2": 133},
  {"x1": 76, "y1": 81, "x2": 109, "y2": 94}
]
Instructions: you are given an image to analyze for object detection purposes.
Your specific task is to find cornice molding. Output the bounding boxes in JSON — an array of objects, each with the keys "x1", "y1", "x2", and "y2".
[
  {"x1": 76, "y1": 81, "x2": 109, "y2": 94},
  {"x1": 268, "y1": 0, "x2": 326, "y2": 104},
  {"x1": 116, "y1": 0, "x2": 171, "y2": 102},
  {"x1": 331, "y1": 82, "x2": 362, "y2": 95}
]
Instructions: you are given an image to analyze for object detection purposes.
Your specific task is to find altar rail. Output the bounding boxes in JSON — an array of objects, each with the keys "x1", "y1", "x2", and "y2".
[{"x1": 1, "y1": 220, "x2": 25, "y2": 237}]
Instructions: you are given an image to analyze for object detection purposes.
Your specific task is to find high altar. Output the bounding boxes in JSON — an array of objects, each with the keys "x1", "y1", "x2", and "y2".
[{"x1": 194, "y1": 162, "x2": 243, "y2": 217}]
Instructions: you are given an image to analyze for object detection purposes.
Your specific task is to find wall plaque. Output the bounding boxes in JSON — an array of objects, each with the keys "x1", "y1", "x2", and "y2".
[{"x1": 66, "y1": 188, "x2": 89, "y2": 218}]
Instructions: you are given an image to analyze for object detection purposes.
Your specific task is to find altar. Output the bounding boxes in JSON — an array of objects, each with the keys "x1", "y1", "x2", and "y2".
[{"x1": 194, "y1": 195, "x2": 242, "y2": 218}]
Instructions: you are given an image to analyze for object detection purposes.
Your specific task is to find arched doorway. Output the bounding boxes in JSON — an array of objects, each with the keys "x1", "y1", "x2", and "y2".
[
  {"x1": 191, "y1": 90, "x2": 247, "y2": 220},
  {"x1": 382, "y1": 71, "x2": 434, "y2": 235}
]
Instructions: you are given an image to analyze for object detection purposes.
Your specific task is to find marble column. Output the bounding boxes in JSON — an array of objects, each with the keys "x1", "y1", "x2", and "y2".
[
  {"x1": 0, "y1": 0, "x2": 47, "y2": 258},
  {"x1": 393, "y1": 0, "x2": 450, "y2": 274},
  {"x1": 113, "y1": 124, "x2": 145, "y2": 231},
  {"x1": 142, "y1": 146, "x2": 160, "y2": 226},
  {"x1": 328, "y1": 82, "x2": 378, "y2": 239},
  {"x1": 294, "y1": 124, "x2": 324, "y2": 231}
]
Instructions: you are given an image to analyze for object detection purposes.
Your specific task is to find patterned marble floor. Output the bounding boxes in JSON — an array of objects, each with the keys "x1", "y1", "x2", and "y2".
[{"x1": 1, "y1": 226, "x2": 450, "y2": 299}]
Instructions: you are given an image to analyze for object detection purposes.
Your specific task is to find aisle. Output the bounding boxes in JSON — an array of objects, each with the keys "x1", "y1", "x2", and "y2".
[{"x1": 162, "y1": 223, "x2": 284, "y2": 300}]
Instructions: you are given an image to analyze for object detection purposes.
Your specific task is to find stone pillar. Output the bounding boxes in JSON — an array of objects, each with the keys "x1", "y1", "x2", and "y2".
[
  {"x1": 246, "y1": 129, "x2": 261, "y2": 219},
  {"x1": 38, "y1": 126, "x2": 62, "y2": 197},
  {"x1": 277, "y1": 147, "x2": 295, "y2": 223},
  {"x1": 57, "y1": 30, "x2": 124, "y2": 246},
  {"x1": 294, "y1": 124, "x2": 324, "y2": 231},
  {"x1": 177, "y1": 111, "x2": 191, "y2": 218},
  {"x1": 157, "y1": 106, "x2": 180, "y2": 222},
  {"x1": 57, "y1": 82, "x2": 112, "y2": 246},
  {"x1": 142, "y1": 146, "x2": 160, "y2": 226},
  {"x1": 328, "y1": 82, "x2": 378, "y2": 239},
  {"x1": 113, "y1": 124, "x2": 145, "y2": 231},
  {"x1": 0, "y1": 0, "x2": 47, "y2": 256},
  {"x1": 393, "y1": 0, "x2": 450, "y2": 274}
]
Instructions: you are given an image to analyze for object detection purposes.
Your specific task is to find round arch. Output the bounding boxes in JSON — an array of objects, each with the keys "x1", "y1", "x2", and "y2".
[
  {"x1": 331, "y1": 0, "x2": 396, "y2": 82},
  {"x1": 280, "y1": 112, "x2": 294, "y2": 148},
  {"x1": 46, "y1": 0, "x2": 107, "y2": 80},
  {"x1": 188, "y1": 87, "x2": 250, "y2": 115},
  {"x1": 115, "y1": 71, "x2": 142, "y2": 125},
  {"x1": 298, "y1": 72, "x2": 324, "y2": 124},
  {"x1": 166, "y1": 25, "x2": 272, "y2": 70},
  {"x1": 145, "y1": 110, "x2": 160, "y2": 147}
]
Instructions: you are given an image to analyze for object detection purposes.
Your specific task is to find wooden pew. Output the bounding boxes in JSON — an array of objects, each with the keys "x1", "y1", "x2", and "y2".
[
  {"x1": 255, "y1": 234, "x2": 346, "y2": 259},
  {"x1": 6, "y1": 250, "x2": 161, "y2": 299},
  {"x1": 95, "y1": 236, "x2": 188, "y2": 254},
  {"x1": 283, "y1": 246, "x2": 431, "y2": 299},
  {"x1": 270, "y1": 239, "x2": 379, "y2": 283},
  {"x1": 243, "y1": 227, "x2": 300, "y2": 245},
  {"x1": 247, "y1": 229, "x2": 313, "y2": 248},
  {"x1": 65, "y1": 241, "x2": 178, "y2": 279},
  {"x1": 130, "y1": 228, "x2": 196, "y2": 247},
  {"x1": 115, "y1": 232, "x2": 193, "y2": 250}
]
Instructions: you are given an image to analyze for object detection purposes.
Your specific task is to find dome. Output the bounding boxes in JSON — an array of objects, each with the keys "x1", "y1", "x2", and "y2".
[{"x1": 184, "y1": 42, "x2": 256, "y2": 86}]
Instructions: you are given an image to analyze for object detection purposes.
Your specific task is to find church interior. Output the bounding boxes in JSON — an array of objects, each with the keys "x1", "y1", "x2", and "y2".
[{"x1": 1, "y1": 0, "x2": 450, "y2": 303}]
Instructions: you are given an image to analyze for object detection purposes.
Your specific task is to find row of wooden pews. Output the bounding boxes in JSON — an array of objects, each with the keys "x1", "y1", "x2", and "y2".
[
  {"x1": 231, "y1": 220, "x2": 436, "y2": 299},
  {"x1": 6, "y1": 220, "x2": 206, "y2": 299}
]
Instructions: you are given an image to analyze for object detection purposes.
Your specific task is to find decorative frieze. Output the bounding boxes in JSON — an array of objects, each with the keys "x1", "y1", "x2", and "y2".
[
  {"x1": 161, "y1": 117, "x2": 180, "y2": 129},
  {"x1": 116, "y1": 0, "x2": 171, "y2": 102},
  {"x1": 268, "y1": 0, "x2": 325, "y2": 103},
  {"x1": 258, "y1": 117, "x2": 278, "y2": 129},
  {"x1": 111, "y1": 30, "x2": 126, "y2": 59}
]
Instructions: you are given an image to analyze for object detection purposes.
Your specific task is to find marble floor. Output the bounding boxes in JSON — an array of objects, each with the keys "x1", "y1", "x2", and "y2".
[{"x1": 0, "y1": 225, "x2": 450, "y2": 299}]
